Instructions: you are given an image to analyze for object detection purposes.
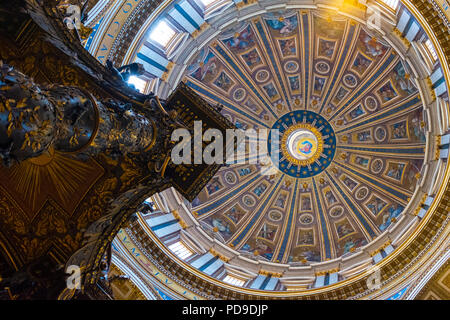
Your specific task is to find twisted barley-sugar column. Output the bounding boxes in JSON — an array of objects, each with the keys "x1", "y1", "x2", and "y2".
[{"x1": 0, "y1": 62, "x2": 155, "y2": 167}]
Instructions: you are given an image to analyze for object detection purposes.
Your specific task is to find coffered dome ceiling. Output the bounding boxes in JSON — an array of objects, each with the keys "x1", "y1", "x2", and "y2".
[
  {"x1": 182, "y1": 9, "x2": 426, "y2": 264},
  {"x1": 89, "y1": 0, "x2": 450, "y2": 297}
]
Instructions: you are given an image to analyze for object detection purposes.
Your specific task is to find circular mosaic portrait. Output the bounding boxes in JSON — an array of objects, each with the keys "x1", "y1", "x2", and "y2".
[
  {"x1": 315, "y1": 61, "x2": 330, "y2": 74},
  {"x1": 284, "y1": 61, "x2": 299, "y2": 73},
  {"x1": 299, "y1": 213, "x2": 314, "y2": 225},
  {"x1": 255, "y1": 69, "x2": 270, "y2": 83},
  {"x1": 269, "y1": 210, "x2": 283, "y2": 221}
]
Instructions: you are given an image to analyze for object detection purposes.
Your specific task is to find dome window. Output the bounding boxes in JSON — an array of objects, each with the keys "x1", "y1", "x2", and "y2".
[
  {"x1": 127, "y1": 76, "x2": 147, "y2": 93},
  {"x1": 168, "y1": 241, "x2": 193, "y2": 260},
  {"x1": 149, "y1": 20, "x2": 176, "y2": 47},
  {"x1": 424, "y1": 39, "x2": 438, "y2": 61},
  {"x1": 223, "y1": 275, "x2": 245, "y2": 287}
]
